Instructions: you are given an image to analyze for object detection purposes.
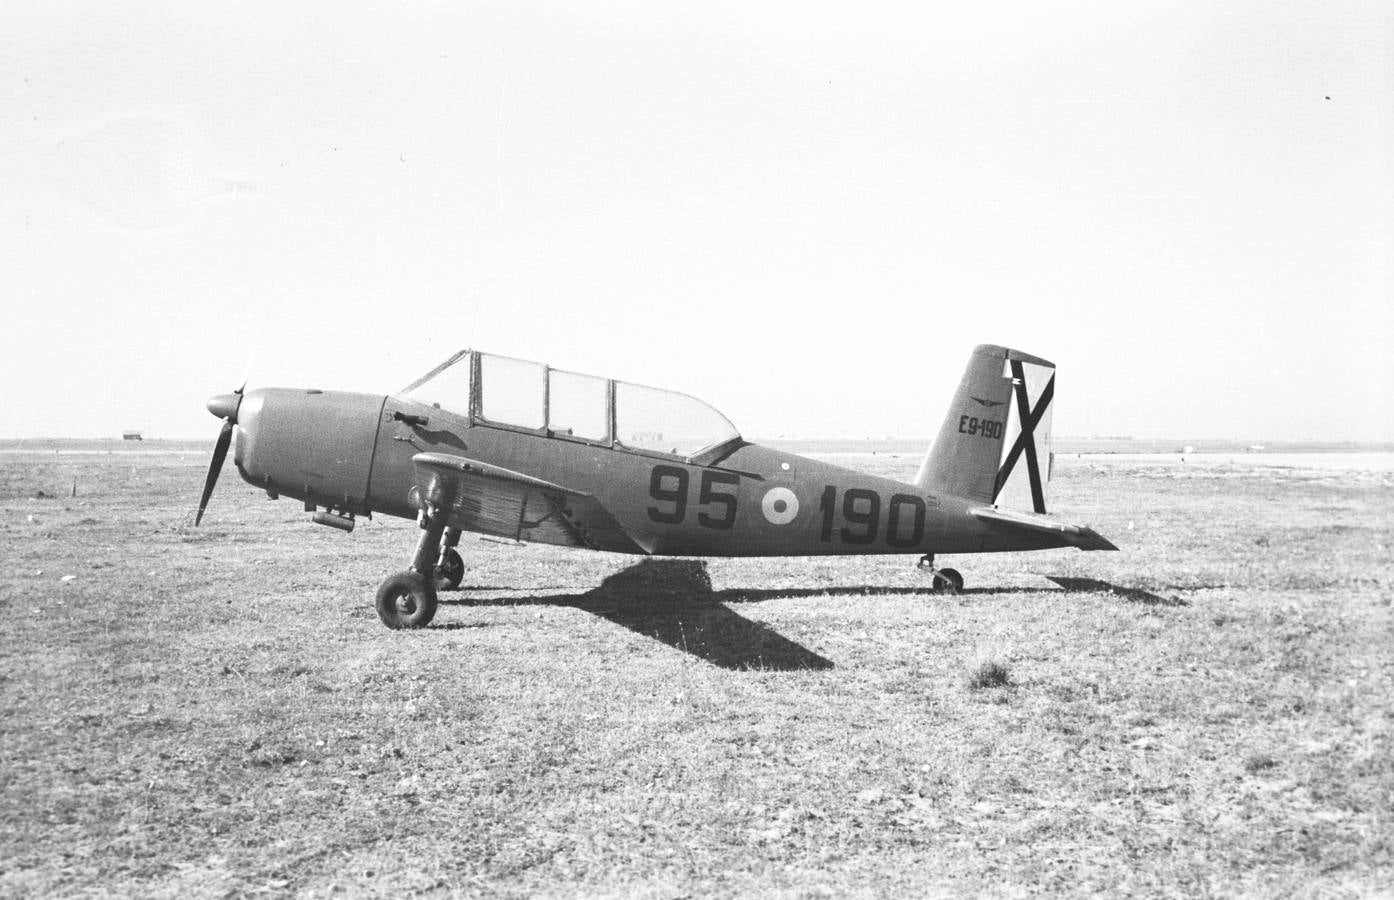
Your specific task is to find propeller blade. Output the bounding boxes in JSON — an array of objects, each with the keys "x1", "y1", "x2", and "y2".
[
  {"x1": 235, "y1": 346, "x2": 257, "y2": 396},
  {"x1": 196, "y1": 419, "x2": 234, "y2": 526}
]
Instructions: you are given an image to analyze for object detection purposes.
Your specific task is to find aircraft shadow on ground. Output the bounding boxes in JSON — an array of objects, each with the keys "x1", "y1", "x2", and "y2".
[
  {"x1": 435, "y1": 565, "x2": 1180, "y2": 663},
  {"x1": 1044, "y1": 576, "x2": 1184, "y2": 606},
  {"x1": 448, "y1": 559, "x2": 836, "y2": 672}
]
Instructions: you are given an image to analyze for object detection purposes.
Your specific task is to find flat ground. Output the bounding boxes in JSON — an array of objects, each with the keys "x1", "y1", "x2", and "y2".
[{"x1": 1, "y1": 446, "x2": 1390, "y2": 897}]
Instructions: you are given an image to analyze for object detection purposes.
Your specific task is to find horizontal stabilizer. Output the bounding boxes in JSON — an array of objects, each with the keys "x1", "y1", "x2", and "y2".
[{"x1": 969, "y1": 506, "x2": 1118, "y2": 552}]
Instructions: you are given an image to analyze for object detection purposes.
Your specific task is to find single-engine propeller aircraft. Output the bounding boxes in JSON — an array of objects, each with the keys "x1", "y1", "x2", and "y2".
[{"x1": 197, "y1": 345, "x2": 1116, "y2": 629}]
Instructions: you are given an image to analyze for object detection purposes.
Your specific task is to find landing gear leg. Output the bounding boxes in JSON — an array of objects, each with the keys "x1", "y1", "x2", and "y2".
[
  {"x1": 917, "y1": 554, "x2": 964, "y2": 594},
  {"x1": 434, "y1": 527, "x2": 465, "y2": 591},
  {"x1": 375, "y1": 506, "x2": 445, "y2": 629}
]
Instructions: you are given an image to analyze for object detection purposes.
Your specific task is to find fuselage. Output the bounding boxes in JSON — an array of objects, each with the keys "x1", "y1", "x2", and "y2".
[{"x1": 230, "y1": 387, "x2": 1066, "y2": 557}]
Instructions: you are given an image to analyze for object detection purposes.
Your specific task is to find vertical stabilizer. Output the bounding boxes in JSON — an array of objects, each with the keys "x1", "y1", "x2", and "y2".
[{"x1": 914, "y1": 344, "x2": 1057, "y2": 513}]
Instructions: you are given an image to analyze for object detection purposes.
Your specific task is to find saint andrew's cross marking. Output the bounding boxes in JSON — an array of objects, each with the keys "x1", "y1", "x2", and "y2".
[{"x1": 992, "y1": 359, "x2": 1054, "y2": 513}]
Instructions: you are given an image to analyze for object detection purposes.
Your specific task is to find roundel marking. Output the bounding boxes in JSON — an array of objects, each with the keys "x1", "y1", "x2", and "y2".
[{"x1": 761, "y1": 487, "x2": 799, "y2": 525}]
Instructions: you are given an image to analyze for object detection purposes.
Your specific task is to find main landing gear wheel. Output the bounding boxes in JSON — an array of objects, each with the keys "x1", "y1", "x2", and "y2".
[
  {"x1": 375, "y1": 503, "x2": 450, "y2": 629},
  {"x1": 434, "y1": 547, "x2": 464, "y2": 592},
  {"x1": 376, "y1": 571, "x2": 438, "y2": 629}
]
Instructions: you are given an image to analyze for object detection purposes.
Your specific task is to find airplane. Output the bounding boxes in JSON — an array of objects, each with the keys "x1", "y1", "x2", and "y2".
[{"x1": 197, "y1": 344, "x2": 1117, "y2": 629}]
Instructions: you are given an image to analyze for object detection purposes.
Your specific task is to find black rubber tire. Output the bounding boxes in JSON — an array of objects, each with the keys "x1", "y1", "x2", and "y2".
[
  {"x1": 434, "y1": 547, "x2": 464, "y2": 592},
  {"x1": 375, "y1": 571, "x2": 438, "y2": 629},
  {"x1": 935, "y1": 568, "x2": 964, "y2": 594}
]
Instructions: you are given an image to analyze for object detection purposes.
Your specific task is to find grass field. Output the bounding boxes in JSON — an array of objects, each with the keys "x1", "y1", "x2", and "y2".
[{"x1": 1, "y1": 447, "x2": 1391, "y2": 897}]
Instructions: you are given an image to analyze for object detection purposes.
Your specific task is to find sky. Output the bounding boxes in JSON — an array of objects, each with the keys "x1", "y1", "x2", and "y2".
[{"x1": 2, "y1": 1, "x2": 1391, "y2": 442}]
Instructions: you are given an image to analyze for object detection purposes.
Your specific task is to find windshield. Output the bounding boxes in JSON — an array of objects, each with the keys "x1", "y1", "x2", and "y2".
[
  {"x1": 401, "y1": 351, "x2": 740, "y2": 458},
  {"x1": 402, "y1": 350, "x2": 472, "y2": 415}
]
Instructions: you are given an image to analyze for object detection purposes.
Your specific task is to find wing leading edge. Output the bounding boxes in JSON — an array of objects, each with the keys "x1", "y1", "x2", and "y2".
[{"x1": 411, "y1": 453, "x2": 651, "y2": 555}]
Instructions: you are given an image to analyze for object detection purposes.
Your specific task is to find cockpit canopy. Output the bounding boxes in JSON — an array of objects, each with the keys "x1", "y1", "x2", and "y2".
[{"x1": 401, "y1": 351, "x2": 741, "y2": 460}]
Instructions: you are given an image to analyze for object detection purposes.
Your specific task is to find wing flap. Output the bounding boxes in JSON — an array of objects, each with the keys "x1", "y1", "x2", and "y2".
[
  {"x1": 411, "y1": 453, "x2": 650, "y2": 554},
  {"x1": 969, "y1": 506, "x2": 1118, "y2": 551}
]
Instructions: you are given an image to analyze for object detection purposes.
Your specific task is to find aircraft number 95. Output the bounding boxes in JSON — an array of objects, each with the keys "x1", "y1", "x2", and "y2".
[
  {"x1": 647, "y1": 465, "x2": 739, "y2": 530},
  {"x1": 959, "y1": 415, "x2": 1004, "y2": 439}
]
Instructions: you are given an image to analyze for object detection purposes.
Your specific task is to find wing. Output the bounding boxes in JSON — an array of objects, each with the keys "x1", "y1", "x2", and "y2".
[
  {"x1": 411, "y1": 452, "x2": 651, "y2": 554},
  {"x1": 969, "y1": 505, "x2": 1118, "y2": 551}
]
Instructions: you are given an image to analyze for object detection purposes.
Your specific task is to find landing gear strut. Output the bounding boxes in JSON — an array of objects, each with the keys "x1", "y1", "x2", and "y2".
[
  {"x1": 375, "y1": 505, "x2": 450, "y2": 629},
  {"x1": 434, "y1": 527, "x2": 464, "y2": 591},
  {"x1": 917, "y1": 555, "x2": 964, "y2": 594}
]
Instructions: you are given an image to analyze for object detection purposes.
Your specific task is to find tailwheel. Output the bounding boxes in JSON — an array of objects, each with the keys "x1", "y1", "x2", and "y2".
[
  {"x1": 934, "y1": 567, "x2": 964, "y2": 594},
  {"x1": 376, "y1": 571, "x2": 438, "y2": 629},
  {"x1": 434, "y1": 547, "x2": 464, "y2": 592},
  {"x1": 917, "y1": 555, "x2": 964, "y2": 594}
]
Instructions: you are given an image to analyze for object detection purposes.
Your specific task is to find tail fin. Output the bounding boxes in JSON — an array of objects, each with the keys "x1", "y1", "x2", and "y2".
[{"x1": 914, "y1": 344, "x2": 1056, "y2": 513}]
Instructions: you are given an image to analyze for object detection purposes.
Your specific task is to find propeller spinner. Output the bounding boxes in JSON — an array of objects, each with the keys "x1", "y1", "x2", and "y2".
[{"x1": 196, "y1": 390, "x2": 243, "y2": 525}]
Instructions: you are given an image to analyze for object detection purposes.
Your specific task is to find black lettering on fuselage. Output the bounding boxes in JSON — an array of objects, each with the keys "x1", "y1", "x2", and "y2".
[
  {"x1": 818, "y1": 486, "x2": 928, "y2": 549},
  {"x1": 646, "y1": 465, "x2": 688, "y2": 524},
  {"x1": 646, "y1": 465, "x2": 741, "y2": 530}
]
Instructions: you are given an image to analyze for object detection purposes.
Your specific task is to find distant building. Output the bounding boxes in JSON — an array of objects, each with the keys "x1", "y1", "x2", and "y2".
[{"x1": 122, "y1": 431, "x2": 143, "y2": 441}]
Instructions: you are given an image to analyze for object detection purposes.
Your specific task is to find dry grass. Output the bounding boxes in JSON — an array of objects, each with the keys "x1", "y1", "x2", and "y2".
[{"x1": 1, "y1": 444, "x2": 1391, "y2": 897}]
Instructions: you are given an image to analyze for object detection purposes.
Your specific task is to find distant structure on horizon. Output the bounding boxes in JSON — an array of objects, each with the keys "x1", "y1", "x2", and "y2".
[{"x1": 122, "y1": 430, "x2": 143, "y2": 441}]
